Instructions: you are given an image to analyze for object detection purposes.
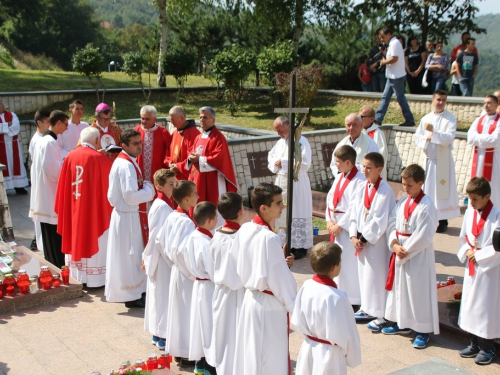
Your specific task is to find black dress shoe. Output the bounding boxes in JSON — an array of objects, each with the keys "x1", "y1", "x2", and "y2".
[
  {"x1": 436, "y1": 222, "x2": 448, "y2": 233},
  {"x1": 295, "y1": 248, "x2": 307, "y2": 260},
  {"x1": 125, "y1": 297, "x2": 145, "y2": 308},
  {"x1": 15, "y1": 187, "x2": 28, "y2": 194},
  {"x1": 399, "y1": 121, "x2": 415, "y2": 127},
  {"x1": 180, "y1": 358, "x2": 196, "y2": 366}
]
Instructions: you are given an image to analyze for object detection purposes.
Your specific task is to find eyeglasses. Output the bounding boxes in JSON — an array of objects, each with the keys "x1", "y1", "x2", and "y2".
[
  {"x1": 130, "y1": 141, "x2": 142, "y2": 146},
  {"x1": 98, "y1": 117, "x2": 111, "y2": 123},
  {"x1": 360, "y1": 115, "x2": 374, "y2": 119}
]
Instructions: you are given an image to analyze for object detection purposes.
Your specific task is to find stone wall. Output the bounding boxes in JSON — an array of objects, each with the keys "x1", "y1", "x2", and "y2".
[
  {"x1": 0, "y1": 165, "x2": 14, "y2": 241},
  {"x1": 1, "y1": 93, "x2": 74, "y2": 115}
]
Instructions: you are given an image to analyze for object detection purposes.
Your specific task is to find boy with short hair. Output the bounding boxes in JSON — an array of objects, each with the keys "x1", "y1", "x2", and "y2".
[
  {"x1": 211, "y1": 192, "x2": 245, "y2": 375},
  {"x1": 29, "y1": 109, "x2": 51, "y2": 251},
  {"x1": 232, "y1": 183, "x2": 296, "y2": 375},
  {"x1": 325, "y1": 145, "x2": 366, "y2": 306},
  {"x1": 457, "y1": 177, "x2": 500, "y2": 365},
  {"x1": 291, "y1": 241, "x2": 361, "y2": 374},
  {"x1": 58, "y1": 99, "x2": 89, "y2": 157},
  {"x1": 185, "y1": 201, "x2": 218, "y2": 375},
  {"x1": 143, "y1": 168, "x2": 177, "y2": 350},
  {"x1": 162, "y1": 180, "x2": 198, "y2": 364},
  {"x1": 383, "y1": 164, "x2": 440, "y2": 349},
  {"x1": 349, "y1": 152, "x2": 396, "y2": 329}
]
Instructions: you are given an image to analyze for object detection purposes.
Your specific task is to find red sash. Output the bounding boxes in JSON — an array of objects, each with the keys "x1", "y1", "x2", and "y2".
[
  {"x1": 253, "y1": 215, "x2": 273, "y2": 231},
  {"x1": 472, "y1": 114, "x2": 499, "y2": 181},
  {"x1": 196, "y1": 226, "x2": 213, "y2": 239},
  {"x1": 465, "y1": 200, "x2": 493, "y2": 276},
  {"x1": 223, "y1": 221, "x2": 241, "y2": 231},
  {"x1": 117, "y1": 152, "x2": 149, "y2": 247},
  {"x1": 332, "y1": 166, "x2": 358, "y2": 207},
  {"x1": 307, "y1": 275, "x2": 338, "y2": 345},
  {"x1": 385, "y1": 192, "x2": 425, "y2": 291},
  {"x1": 368, "y1": 129, "x2": 376, "y2": 139},
  {"x1": 0, "y1": 111, "x2": 21, "y2": 177}
]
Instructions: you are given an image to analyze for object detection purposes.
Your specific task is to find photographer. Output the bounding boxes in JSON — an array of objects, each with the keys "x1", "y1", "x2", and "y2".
[{"x1": 368, "y1": 32, "x2": 386, "y2": 92}]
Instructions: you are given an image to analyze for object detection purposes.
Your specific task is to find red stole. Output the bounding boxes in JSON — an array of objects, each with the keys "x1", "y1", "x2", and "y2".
[
  {"x1": 117, "y1": 152, "x2": 149, "y2": 247},
  {"x1": 312, "y1": 274, "x2": 338, "y2": 288},
  {"x1": 0, "y1": 110, "x2": 21, "y2": 177},
  {"x1": 368, "y1": 129, "x2": 376, "y2": 139},
  {"x1": 329, "y1": 167, "x2": 358, "y2": 242},
  {"x1": 472, "y1": 114, "x2": 500, "y2": 181},
  {"x1": 465, "y1": 200, "x2": 493, "y2": 276},
  {"x1": 385, "y1": 191, "x2": 425, "y2": 291},
  {"x1": 134, "y1": 125, "x2": 171, "y2": 185},
  {"x1": 196, "y1": 227, "x2": 214, "y2": 239},
  {"x1": 158, "y1": 192, "x2": 175, "y2": 209},
  {"x1": 253, "y1": 215, "x2": 273, "y2": 231},
  {"x1": 364, "y1": 177, "x2": 382, "y2": 213},
  {"x1": 176, "y1": 206, "x2": 194, "y2": 222},
  {"x1": 223, "y1": 221, "x2": 241, "y2": 231}
]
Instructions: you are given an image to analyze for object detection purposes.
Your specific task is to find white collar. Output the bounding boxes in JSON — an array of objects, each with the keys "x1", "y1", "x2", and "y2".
[
  {"x1": 142, "y1": 124, "x2": 158, "y2": 132},
  {"x1": 81, "y1": 142, "x2": 96, "y2": 150}
]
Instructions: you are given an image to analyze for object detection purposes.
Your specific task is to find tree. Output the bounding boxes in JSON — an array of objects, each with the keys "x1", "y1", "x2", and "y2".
[
  {"x1": 354, "y1": 0, "x2": 486, "y2": 44},
  {"x1": 72, "y1": 44, "x2": 106, "y2": 103},
  {"x1": 122, "y1": 52, "x2": 154, "y2": 104},
  {"x1": 161, "y1": 48, "x2": 196, "y2": 100},
  {"x1": 156, "y1": 0, "x2": 168, "y2": 87}
]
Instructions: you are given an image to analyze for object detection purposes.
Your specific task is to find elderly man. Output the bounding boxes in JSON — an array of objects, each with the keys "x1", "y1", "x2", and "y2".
[
  {"x1": 467, "y1": 95, "x2": 500, "y2": 206},
  {"x1": 89, "y1": 102, "x2": 122, "y2": 161},
  {"x1": 267, "y1": 115, "x2": 313, "y2": 259},
  {"x1": 330, "y1": 113, "x2": 379, "y2": 176},
  {"x1": 133, "y1": 105, "x2": 171, "y2": 188},
  {"x1": 188, "y1": 106, "x2": 237, "y2": 225},
  {"x1": 29, "y1": 110, "x2": 69, "y2": 268},
  {"x1": 0, "y1": 98, "x2": 29, "y2": 194},
  {"x1": 55, "y1": 127, "x2": 113, "y2": 287},
  {"x1": 374, "y1": 26, "x2": 415, "y2": 127},
  {"x1": 360, "y1": 105, "x2": 388, "y2": 180},
  {"x1": 57, "y1": 100, "x2": 89, "y2": 158},
  {"x1": 166, "y1": 106, "x2": 199, "y2": 181},
  {"x1": 415, "y1": 90, "x2": 460, "y2": 233}
]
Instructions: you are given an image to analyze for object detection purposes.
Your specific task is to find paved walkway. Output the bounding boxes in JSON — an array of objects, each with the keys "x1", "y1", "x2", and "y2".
[{"x1": 1, "y1": 190, "x2": 499, "y2": 374}]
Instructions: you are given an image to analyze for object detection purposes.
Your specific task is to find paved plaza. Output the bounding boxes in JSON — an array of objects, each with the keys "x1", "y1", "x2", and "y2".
[{"x1": 1, "y1": 190, "x2": 499, "y2": 374}]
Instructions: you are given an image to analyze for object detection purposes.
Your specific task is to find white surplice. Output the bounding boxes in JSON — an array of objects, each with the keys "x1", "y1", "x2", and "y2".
[
  {"x1": 467, "y1": 113, "x2": 500, "y2": 206},
  {"x1": 57, "y1": 120, "x2": 89, "y2": 158},
  {"x1": 457, "y1": 205, "x2": 500, "y2": 339},
  {"x1": 0, "y1": 110, "x2": 28, "y2": 189},
  {"x1": 105, "y1": 155, "x2": 155, "y2": 303},
  {"x1": 325, "y1": 170, "x2": 366, "y2": 304},
  {"x1": 163, "y1": 211, "x2": 196, "y2": 358},
  {"x1": 29, "y1": 134, "x2": 63, "y2": 225},
  {"x1": 363, "y1": 124, "x2": 388, "y2": 180},
  {"x1": 291, "y1": 279, "x2": 361, "y2": 375},
  {"x1": 385, "y1": 195, "x2": 440, "y2": 334},
  {"x1": 28, "y1": 131, "x2": 44, "y2": 252},
  {"x1": 210, "y1": 229, "x2": 244, "y2": 375},
  {"x1": 232, "y1": 221, "x2": 297, "y2": 375},
  {"x1": 349, "y1": 180, "x2": 395, "y2": 318},
  {"x1": 185, "y1": 230, "x2": 215, "y2": 363},
  {"x1": 330, "y1": 133, "x2": 379, "y2": 176},
  {"x1": 144, "y1": 198, "x2": 174, "y2": 338},
  {"x1": 268, "y1": 136, "x2": 313, "y2": 249},
  {"x1": 415, "y1": 110, "x2": 460, "y2": 220}
]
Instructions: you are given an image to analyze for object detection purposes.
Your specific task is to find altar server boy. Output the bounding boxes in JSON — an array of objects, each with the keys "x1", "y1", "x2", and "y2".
[
  {"x1": 457, "y1": 177, "x2": 500, "y2": 365},
  {"x1": 349, "y1": 153, "x2": 395, "y2": 329},
  {"x1": 325, "y1": 145, "x2": 365, "y2": 306},
  {"x1": 143, "y1": 169, "x2": 176, "y2": 349},
  {"x1": 185, "y1": 201, "x2": 218, "y2": 375},
  {"x1": 383, "y1": 164, "x2": 439, "y2": 349},
  {"x1": 163, "y1": 180, "x2": 198, "y2": 364},
  {"x1": 233, "y1": 183, "x2": 296, "y2": 375},
  {"x1": 291, "y1": 241, "x2": 361, "y2": 375},
  {"x1": 210, "y1": 192, "x2": 245, "y2": 375}
]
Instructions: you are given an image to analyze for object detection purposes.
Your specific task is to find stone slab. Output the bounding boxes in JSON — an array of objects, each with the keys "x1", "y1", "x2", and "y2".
[{"x1": 388, "y1": 358, "x2": 473, "y2": 374}]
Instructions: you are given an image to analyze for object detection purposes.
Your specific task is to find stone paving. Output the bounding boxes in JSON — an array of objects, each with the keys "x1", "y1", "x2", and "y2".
[{"x1": 1, "y1": 190, "x2": 499, "y2": 374}]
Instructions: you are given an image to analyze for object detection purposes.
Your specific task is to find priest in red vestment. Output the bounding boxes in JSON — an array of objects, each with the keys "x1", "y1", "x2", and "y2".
[
  {"x1": 165, "y1": 105, "x2": 200, "y2": 180},
  {"x1": 134, "y1": 105, "x2": 171, "y2": 187},
  {"x1": 55, "y1": 127, "x2": 113, "y2": 287},
  {"x1": 188, "y1": 106, "x2": 237, "y2": 224},
  {"x1": 89, "y1": 103, "x2": 122, "y2": 162}
]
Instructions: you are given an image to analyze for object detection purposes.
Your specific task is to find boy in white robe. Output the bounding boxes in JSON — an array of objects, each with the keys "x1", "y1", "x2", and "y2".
[
  {"x1": 349, "y1": 153, "x2": 395, "y2": 329},
  {"x1": 233, "y1": 183, "x2": 296, "y2": 375},
  {"x1": 382, "y1": 164, "x2": 440, "y2": 349},
  {"x1": 291, "y1": 241, "x2": 361, "y2": 375},
  {"x1": 325, "y1": 145, "x2": 366, "y2": 306},
  {"x1": 210, "y1": 192, "x2": 245, "y2": 375},
  {"x1": 163, "y1": 180, "x2": 198, "y2": 365},
  {"x1": 457, "y1": 177, "x2": 500, "y2": 365},
  {"x1": 415, "y1": 90, "x2": 460, "y2": 233},
  {"x1": 185, "y1": 201, "x2": 218, "y2": 375},
  {"x1": 143, "y1": 169, "x2": 176, "y2": 350}
]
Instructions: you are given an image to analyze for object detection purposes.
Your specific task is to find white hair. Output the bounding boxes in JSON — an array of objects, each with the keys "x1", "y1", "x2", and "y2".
[
  {"x1": 140, "y1": 105, "x2": 157, "y2": 117},
  {"x1": 169, "y1": 105, "x2": 186, "y2": 116},
  {"x1": 80, "y1": 127, "x2": 100, "y2": 144}
]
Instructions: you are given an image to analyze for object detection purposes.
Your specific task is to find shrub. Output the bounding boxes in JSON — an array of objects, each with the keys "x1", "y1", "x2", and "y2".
[
  {"x1": 72, "y1": 44, "x2": 105, "y2": 103},
  {"x1": 161, "y1": 49, "x2": 196, "y2": 101}
]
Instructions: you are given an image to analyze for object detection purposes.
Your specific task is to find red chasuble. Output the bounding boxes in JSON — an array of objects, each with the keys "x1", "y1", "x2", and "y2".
[
  {"x1": 134, "y1": 124, "x2": 171, "y2": 185},
  {"x1": 0, "y1": 110, "x2": 21, "y2": 177},
  {"x1": 89, "y1": 120, "x2": 122, "y2": 162},
  {"x1": 165, "y1": 121, "x2": 200, "y2": 181},
  {"x1": 55, "y1": 146, "x2": 113, "y2": 262},
  {"x1": 189, "y1": 126, "x2": 237, "y2": 205}
]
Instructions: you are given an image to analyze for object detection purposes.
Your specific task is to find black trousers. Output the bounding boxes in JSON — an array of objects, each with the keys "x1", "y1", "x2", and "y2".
[
  {"x1": 470, "y1": 333, "x2": 495, "y2": 351},
  {"x1": 40, "y1": 222, "x2": 65, "y2": 269}
]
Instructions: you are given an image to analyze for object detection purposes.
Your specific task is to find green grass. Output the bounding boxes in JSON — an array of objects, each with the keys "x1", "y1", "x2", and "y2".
[{"x1": 312, "y1": 217, "x2": 327, "y2": 231}]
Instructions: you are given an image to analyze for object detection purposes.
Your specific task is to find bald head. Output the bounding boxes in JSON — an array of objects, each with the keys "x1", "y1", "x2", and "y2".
[
  {"x1": 345, "y1": 113, "x2": 362, "y2": 141},
  {"x1": 359, "y1": 105, "x2": 375, "y2": 130},
  {"x1": 273, "y1": 116, "x2": 290, "y2": 139}
]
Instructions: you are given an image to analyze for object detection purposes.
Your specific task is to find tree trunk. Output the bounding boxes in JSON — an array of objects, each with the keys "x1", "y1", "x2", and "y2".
[
  {"x1": 421, "y1": 4, "x2": 429, "y2": 46},
  {"x1": 292, "y1": 0, "x2": 305, "y2": 55},
  {"x1": 157, "y1": 0, "x2": 168, "y2": 87}
]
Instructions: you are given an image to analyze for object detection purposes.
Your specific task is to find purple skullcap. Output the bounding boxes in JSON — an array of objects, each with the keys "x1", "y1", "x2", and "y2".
[{"x1": 95, "y1": 103, "x2": 110, "y2": 111}]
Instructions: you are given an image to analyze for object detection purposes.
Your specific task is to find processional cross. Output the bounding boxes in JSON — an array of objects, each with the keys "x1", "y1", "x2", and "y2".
[{"x1": 274, "y1": 74, "x2": 310, "y2": 257}]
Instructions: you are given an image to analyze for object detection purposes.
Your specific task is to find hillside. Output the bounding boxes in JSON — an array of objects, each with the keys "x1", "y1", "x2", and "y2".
[{"x1": 87, "y1": 0, "x2": 158, "y2": 27}]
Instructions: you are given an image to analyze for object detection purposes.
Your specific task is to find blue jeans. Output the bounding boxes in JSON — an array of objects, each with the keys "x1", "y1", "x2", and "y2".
[
  {"x1": 371, "y1": 74, "x2": 385, "y2": 92},
  {"x1": 432, "y1": 76, "x2": 446, "y2": 92},
  {"x1": 375, "y1": 76, "x2": 415, "y2": 124},
  {"x1": 362, "y1": 82, "x2": 372, "y2": 92},
  {"x1": 459, "y1": 77, "x2": 475, "y2": 96}
]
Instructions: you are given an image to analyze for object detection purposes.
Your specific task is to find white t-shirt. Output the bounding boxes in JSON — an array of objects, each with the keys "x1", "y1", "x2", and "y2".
[{"x1": 385, "y1": 37, "x2": 406, "y2": 79}]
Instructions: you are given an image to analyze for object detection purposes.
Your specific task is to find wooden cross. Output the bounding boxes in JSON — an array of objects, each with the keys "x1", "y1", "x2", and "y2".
[{"x1": 274, "y1": 73, "x2": 310, "y2": 257}]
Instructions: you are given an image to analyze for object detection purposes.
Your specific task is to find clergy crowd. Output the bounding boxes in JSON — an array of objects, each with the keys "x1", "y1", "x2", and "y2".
[{"x1": 0, "y1": 87, "x2": 498, "y2": 374}]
